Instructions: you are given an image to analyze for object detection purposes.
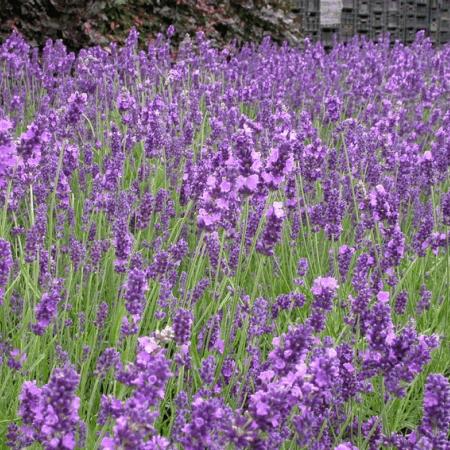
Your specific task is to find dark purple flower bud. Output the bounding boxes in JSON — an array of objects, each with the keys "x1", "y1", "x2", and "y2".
[
  {"x1": 135, "y1": 192, "x2": 153, "y2": 230},
  {"x1": 232, "y1": 125, "x2": 262, "y2": 194},
  {"x1": 31, "y1": 279, "x2": 64, "y2": 335},
  {"x1": 419, "y1": 150, "x2": 434, "y2": 192},
  {"x1": 147, "y1": 250, "x2": 171, "y2": 279},
  {"x1": 69, "y1": 238, "x2": 85, "y2": 270},
  {"x1": 442, "y1": 191, "x2": 450, "y2": 226},
  {"x1": 394, "y1": 291, "x2": 408, "y2": 315},
  {"x1": 180, "y1": 396, "x2": 230, "y2": 448},
  {"x1": 383, "y1": 224, "x2": 405, "y2": 269},
  {"x1": 250, "y1": 297, "x2": 272, "y2": 335},
  {"x1": 301, "y1": 139, "x2": 327, "y2": 182},
  {"x1": 310, "y1": 347, "x2": 339, "y2": 389},
  {"x1": 63, "y1": 144, "x2": 79, "y2": 177},
  {"x1": 0, "y1": 239, "x2": 13, "y2": 304},
  {"x1": 10, "y1": 292, "x2": 24, "y2": 317},
  {"x1": 173, "y1": 308, "x2": 193, "y2": 345},
  {"x1": 77, "y1": 312, "x2": 86, "y2": 334},
  {"x1": 297, "y1": 258, "x2": 309, "y2": 277},
  {"x1": 89, "y1": 240, "x2": 105, "y2": 270},
  {"x1": 123, "y1": 268, "x2": 148, "y2": 316},
  {"x1": 114, "y1": 218, "x2": 133, "y2": 273},
  {"x1": 420, "y1": 374, "x2": 450, "y2": 435},
  {"x1": 168, "y1": 240, "x2": 188, "y2": 266},
  {"x1": 95, "y1": 302, "x2": 109, "y2": 328},
  {"x1": 200, "y1": 355, "x2": 216, "y2": 385},
  {"x1": 337, "y1": 245, "x2": 355, "y2": 281},
  {"x1": 189, "y1": 278, "x2": 210, "y2": 305},
  {"x1": 25, "y1": 204, "x2": 47, "y2": 263}
]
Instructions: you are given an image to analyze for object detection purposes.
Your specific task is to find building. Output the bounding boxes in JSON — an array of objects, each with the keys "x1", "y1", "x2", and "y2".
[{"x1": 291, "y1": 0, "x2": 450, "y2": 47}]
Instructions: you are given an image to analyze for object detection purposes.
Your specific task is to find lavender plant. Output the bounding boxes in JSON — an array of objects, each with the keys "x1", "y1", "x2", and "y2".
[{"x1": 0, "y1": 28, "x2": 449, "y2": 449}]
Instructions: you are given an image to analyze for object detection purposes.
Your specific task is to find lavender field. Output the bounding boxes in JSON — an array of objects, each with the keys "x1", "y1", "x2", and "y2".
[{"x1": 0, "y1": 28, "x2": 449, "y2": 449}]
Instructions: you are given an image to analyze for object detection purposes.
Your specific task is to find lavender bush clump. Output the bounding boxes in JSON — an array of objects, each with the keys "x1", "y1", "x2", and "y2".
[
  {"x1": 10, "y1": 365, "x2": 84, "y2": 449},
  {"x1": 0, "y1": 28, "x2": 449, "y2": 449}
]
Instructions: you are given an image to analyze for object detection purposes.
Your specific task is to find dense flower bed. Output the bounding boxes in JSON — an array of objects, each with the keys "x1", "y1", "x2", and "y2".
[{"x1": 0, "y1": 28, "x2": 449, "y2": 449}]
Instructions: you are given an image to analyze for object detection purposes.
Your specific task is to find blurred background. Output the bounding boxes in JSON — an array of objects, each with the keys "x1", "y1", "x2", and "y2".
[{"x1": 0, "y1": 0, "x2": 449, "y2": 50}]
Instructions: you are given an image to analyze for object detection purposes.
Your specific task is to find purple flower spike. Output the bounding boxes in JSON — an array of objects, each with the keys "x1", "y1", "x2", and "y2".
[
  {"x1": 123, "y1": 267, "x2": 148, "y2": 316},
  {"x1": 257, "y1": 202, "x2": 285, "y2": 256},
  {"x1": 420, "y1": 374, "x2": 450, "y2": 437},
  {"x1": 309, "y1": 276, "x2": 338, "y2": 332},
  {"x1": 0, "y1": 118, "x2": 18, "y2": 187},
  {"x1": 31, "y1": 279, "x2": 64, "y2": 335},
  {"x1": 0, "y1": 239, "x2": 13, "y2": 305}
]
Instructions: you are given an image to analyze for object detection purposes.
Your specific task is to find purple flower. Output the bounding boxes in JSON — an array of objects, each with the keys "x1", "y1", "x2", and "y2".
[
  {"x1": 335, "y1": 443, "x2": 359, "y2": 450},
  {"x1": 25, "y1": 204, "x2": 48, "y2": 263},
  {"x1": 233, "y1": 124, "x2": 262, "y2": 195},
  {"x1": 100, "y1": 337, "x2": 172, "y2": 448},
  {"x1": 261, "y1": 137, "x2": 294, "y2": 190},
  {"x1": 94, "y1": 301, "x2": 109, "y2": 329},
  {"x1": 96, "y1": 348, "x2": 122, "y2": 378},
  {"x1": 135, "y1": 192, "x2": 153, "y2": 230},
  {"x1": 123, "y1": 268, "x2": 148, "y2": 316},
  {"x1": 337, "y1": 245, "x2": 355, "y2": 281},
  {"x1": 420, "y1": 374, "x2": 450, "y2": 435},
  {"x1": 31, "y1": 279, "x2": 64, "y2": 335},
  {"x1": 297, "y1": 258, "x2": 309, "y2": 277},
  {"x1": 200, "y1": 355, "x2": 216, "y2": 385},
  {"x1": 0, "y1": 239, "x2": 13, "y2": 304},
  {"x1": 309, "y1": 277, "x2": 338, "y2": 332},
  {"x1": 361, "y1": 292, "x2": 439, "y2": 396},
  {"x1": 7, "y1": 348, "x2": 27, "y2": 371},
  {"x1": 167, "y1": 24, "x2": 176, "y2": 38},
  {"x1": 173, "y1": 308, "x2": 193, "y2": 345},
  {"x1": 113, "y1": 218, "x2": 133, "y2": 273},
  {"x1": 417, "y1": 285, "x2": 432, "y2": 314},
  {"x1": 442, "y1": 191, "x2": 450, "y2": 226},
  {"x1": 368, "y1": 184, "x2": 398, "y2": 225},
  {"x1": 268, "y1": 323, "x2": 314, "y2": 375},
  {"x1": 0, "y1": 118, "x2": 18, "y2": 185},
  {"x1": 16, "y1": 121, "x2": 49, "y2": 165},
  {"x1": 394, "y1": 291, "x2": 408, "y2": 315},
  {"x1": 66, "y1": 91, "x2": 87, "y2": 124},
  {"x1": 311, "y1": 276, "x2": 339, "y2": 298},
  {"x1": 257, "y1": 202, "x2": 285, "y2": 256},
  {"x1": 325, "y1": 95, "x2": 342, "y2": 122},
  {"x1": 179, "y1": 396, "x2": 235, "y2": 449}
]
